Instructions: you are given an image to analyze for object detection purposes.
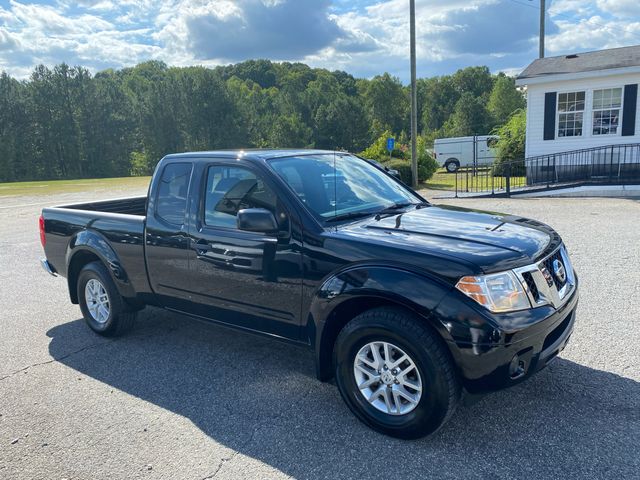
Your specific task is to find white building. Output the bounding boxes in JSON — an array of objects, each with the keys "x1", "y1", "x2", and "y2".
[{"x1": 516, "y1": 45, "x2": 640, "y2": 159}]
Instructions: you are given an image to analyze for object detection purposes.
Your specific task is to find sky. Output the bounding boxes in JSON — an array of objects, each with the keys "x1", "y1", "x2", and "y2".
[{"x1": 0, "y1": 0, "x2": 639, "y2": 81}]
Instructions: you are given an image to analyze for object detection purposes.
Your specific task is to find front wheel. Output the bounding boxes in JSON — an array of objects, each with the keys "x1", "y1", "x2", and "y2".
[
  {"x1": 77, "y1": 261, "x2": 136, "y2": 337},
  {"x1": 334, "y1": 307, "x2": 460, "y2": 439}
]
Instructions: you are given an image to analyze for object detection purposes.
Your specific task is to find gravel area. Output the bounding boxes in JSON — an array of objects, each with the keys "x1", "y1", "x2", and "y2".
[{"x1": 0, "y1": 187, "x2": 638, "y2": 479}]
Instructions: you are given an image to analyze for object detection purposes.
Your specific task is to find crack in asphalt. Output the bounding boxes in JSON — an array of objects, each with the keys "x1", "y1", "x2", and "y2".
[
  {"x1": 200, "y1": 384, "x2": 316, "y2": 479},
  {"x1": 0, "y1": 323, "x2": 179, "y2": 382},
  {"x1": 0, "y1": 340, "x2": 115, "y2": 381}
]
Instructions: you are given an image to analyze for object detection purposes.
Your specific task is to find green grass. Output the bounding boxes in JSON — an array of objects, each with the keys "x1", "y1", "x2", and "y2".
[
  {"x1": 0, "y1": 176, "x2": 151, "y2": 197},
  {"x1": 421, "y1": 169, "x2": 459, "y2": 190}
]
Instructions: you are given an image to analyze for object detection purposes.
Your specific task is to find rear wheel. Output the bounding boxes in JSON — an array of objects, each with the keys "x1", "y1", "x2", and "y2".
[
  {"x1": 445, "y1": 159, "x2": 459, "y2": 173},
  {"x1": 334, "y1": 307, "x2": 460, "y2": 439},
  {"x1": 77, "y1": 261, "x2": 136, "y2": 337}
]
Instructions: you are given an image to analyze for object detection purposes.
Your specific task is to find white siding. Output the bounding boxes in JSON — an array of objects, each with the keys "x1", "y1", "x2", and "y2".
[{"x1": 525, "y1": 72, "x2": 640, "y2": 158}]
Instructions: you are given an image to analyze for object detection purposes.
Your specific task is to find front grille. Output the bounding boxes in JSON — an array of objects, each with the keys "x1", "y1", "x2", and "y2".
[
  {"x1": 543, "y1": 249, "x2": 567, "y2": 289},
  {"x1": 514, "y1": 244, "x2": 575, "y2": 309},
  {"x1": 522, "y1": 272, "x2": 539, "y2": 301}
]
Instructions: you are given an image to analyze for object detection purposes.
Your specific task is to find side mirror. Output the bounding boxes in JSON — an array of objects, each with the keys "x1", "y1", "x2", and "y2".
[{"x1": 237, "y1": 208, "x2": 278, "y2": 233}]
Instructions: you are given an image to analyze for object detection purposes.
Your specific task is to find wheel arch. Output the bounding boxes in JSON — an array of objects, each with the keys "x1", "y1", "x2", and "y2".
[
  {"x1": 66, "y1": 230, "x2": 135, "y2": 304},
  {"x1": 309, "y1": 265, "x2": 454, "y2": 382}
]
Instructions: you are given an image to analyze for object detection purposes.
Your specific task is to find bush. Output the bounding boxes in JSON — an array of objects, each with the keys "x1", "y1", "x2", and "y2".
[
  {"x1": 360, "y1": 130, "x2": 406, "y2": 162},
  {"x1": 491, "y1": 109, "x2": 526, "y2": 177},
  {"x1": 383, "y1": 158, "x2": 431, "y2": 183},
  {"x1": 417, "y1": 136, "x2": 439, "y2": 181},
  {"x1": 361, "y1": 131, "x2": 439, "y2": 183}
]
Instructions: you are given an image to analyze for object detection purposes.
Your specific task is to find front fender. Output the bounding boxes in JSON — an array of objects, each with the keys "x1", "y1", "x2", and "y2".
[
  {"x1": 66, "y1": 229, "x2": 136, "y2": 302},
  {"x1": 309, "y1": 265, "x2": 454, "y2": 381}
]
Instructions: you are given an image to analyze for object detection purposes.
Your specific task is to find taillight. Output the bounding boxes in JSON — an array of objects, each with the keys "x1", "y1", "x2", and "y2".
[{"x1": 39, "y1": 214, "x2": 46, "y2": 248}]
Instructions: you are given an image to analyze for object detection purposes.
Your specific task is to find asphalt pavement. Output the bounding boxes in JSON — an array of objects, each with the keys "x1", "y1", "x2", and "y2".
[{"x1": 1, "y1": 186, "x2": 639, "y2": 479}]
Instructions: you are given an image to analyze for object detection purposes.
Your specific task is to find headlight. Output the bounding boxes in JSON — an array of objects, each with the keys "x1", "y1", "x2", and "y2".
[{"x1": 456, "y1": 270, "x2": 531, "y2": 313}]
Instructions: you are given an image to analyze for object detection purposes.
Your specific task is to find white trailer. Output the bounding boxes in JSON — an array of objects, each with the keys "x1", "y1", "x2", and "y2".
[{"x1": 434, "y1": 135, "x2": 499, "y2": 172}]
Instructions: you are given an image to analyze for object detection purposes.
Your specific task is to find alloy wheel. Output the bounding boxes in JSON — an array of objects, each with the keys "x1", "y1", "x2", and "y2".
[
  {"x1": 353, "y1": 341, "x2": 423, "y2": 415},
  {"x1": 85, "y1": 278, "x2": 110, "y2": 324}
]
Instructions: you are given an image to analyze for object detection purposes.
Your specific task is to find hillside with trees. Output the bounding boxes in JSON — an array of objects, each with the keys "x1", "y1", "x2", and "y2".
[{"x1": 0, "y1": 60, "x2": 524, "y2": 182}]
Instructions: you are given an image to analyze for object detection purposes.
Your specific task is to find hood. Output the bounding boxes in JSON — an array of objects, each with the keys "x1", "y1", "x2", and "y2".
[{"x1": 333, "y1": 205, "x2": 561, "y2": 274}]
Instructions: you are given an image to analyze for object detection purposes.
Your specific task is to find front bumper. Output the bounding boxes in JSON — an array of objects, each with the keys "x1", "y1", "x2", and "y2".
[{"x1": 445, "y1": 283, "x2": 578, "y2": 394}]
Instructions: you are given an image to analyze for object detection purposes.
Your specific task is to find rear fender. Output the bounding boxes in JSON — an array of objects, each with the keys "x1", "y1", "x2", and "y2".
[
  {"x1": 309, "y1": 265, "x2": 454, "y2": 381},
  {"x1": 66, "y1": 229, "x2": 135, "y2": 303}
]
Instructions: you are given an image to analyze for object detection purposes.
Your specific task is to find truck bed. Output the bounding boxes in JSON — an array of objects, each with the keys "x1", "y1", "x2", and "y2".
[
  {"x1": 55, "y1": 196, "x2": 147, "y2": 216},
  {"x1": 41, "y1": 195, "x2": 150, "y2": 299}
]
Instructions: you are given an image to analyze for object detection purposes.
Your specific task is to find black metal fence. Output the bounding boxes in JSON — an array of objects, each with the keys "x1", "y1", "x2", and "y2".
[
  {"x1": 524, "y1": 143, "x2": 640, "y2": 186},
  {"x1": 453, "y1": 143, "x2": 640, "y2": 197},
  {"x1": 454, "y1": 163, "x2": 527, "y2": 196}
]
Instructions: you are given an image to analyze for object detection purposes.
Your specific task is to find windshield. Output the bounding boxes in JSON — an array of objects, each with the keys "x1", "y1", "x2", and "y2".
[{"x1": 268, "y1": 154, "x2": 422, "y2": 221}]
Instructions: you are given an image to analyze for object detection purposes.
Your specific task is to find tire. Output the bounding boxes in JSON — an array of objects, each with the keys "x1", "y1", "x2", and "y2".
[
  {"x1": 334, "y1": 307, "x2": 460, "y2": 439},
  {"x1": 445, "y1": 159, "x2": 459, "y2": 173},
  {"x1": 77, "y1": 261, "x2": 136, "y2": 337}
]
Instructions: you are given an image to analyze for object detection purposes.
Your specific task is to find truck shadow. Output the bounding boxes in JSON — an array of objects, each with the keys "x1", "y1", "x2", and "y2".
[{"x1": 47, "y1": 308, "x2": 639, "y2": 479}]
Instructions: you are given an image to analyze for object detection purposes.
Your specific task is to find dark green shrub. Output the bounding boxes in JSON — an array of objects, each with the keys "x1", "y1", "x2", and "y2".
[{"x1": 384, "y1": 159, "x2": 430, "y2": 183}]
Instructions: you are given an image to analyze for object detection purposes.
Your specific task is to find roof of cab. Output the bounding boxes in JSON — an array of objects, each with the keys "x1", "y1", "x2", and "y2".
[{"x1": 163, "y1": 149, "x2": 341, "y2": 162}]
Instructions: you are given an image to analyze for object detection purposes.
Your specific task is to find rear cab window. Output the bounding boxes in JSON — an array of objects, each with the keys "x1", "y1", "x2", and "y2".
[{"x1": 156, "y1": 163, "x2": 193, "y2": 226}]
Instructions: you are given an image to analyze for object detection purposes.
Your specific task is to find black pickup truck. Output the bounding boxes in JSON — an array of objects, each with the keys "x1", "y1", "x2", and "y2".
[{"x1": 40, "y1": 149, "x2": 578, "y2": 439}]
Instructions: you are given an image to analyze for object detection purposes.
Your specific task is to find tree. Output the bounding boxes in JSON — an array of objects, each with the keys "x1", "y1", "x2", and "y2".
[
  {"x1": 442, "y1": 93, "x2": 492, "y2": 137},
  {"x1": 420, "y1": 76, "x2": 459, "y2": 133},
  {"x1": 267, "y1": 113, "x2": 313, "y2": 148},
  {"x1": 492, "y1": 109, "x2": 526, "y2": 162},
  {"x1": 488, "y1": 75, "x2": 525, "y2": 127},
  {"x1": 452, "y1": 66, "x2": 494, "y2": 98},
  {"x1": 0, "y1": 60, "x2": 522, "y2": 183},
  {"x1": 358, "y1": 73, "x2": 408, "y2": 137}
]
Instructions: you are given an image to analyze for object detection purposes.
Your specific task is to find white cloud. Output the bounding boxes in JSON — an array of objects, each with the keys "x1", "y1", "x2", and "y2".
[
  {"x1": 595, "y1": 0, "x2": 640, "y2": 17},
  {"x1": 0, "y1": 0, "x2": 638, "y2": 80},
  {"x1": 547, "y1": 16, "x2": 640, "y2": 54},
  {"x1": 0, "y1": 0, "x2": 161, "y2": 77}
]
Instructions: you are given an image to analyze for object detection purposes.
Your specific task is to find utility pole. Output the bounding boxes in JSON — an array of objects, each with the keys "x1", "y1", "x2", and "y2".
[
  {"x1": 410, "y1": 0, "x2": 418, "y2": 188},
  {"x1": 539, "y1": 0, "x2": 545, "y2": 58}
]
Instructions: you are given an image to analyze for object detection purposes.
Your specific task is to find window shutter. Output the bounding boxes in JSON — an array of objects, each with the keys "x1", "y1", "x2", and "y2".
[
  {"x1": 543, "y1": 92, "x2": 557, "y2": 140},
  {"x1": 621, "y1": 84, "x2": 637, "y2": 137}
]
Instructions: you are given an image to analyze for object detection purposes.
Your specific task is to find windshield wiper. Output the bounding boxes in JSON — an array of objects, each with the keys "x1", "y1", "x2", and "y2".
[
  {"x1": 374, "y1": 202, "x2": 415, "y2": 220},
  {"x1": 374, "y1": 201, "x2": 430, "y2": 220},
  {"x1": 326, "y1": 201, "x2": 429, "y2": 223},
  {"x1": 325, "y1": 210, "x2": 378, "y2": 223}
]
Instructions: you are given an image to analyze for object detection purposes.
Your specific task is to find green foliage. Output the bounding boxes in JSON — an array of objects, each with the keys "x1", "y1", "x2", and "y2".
[
  {"x1": 0, "y1": 61, "x2": 524, "y2": 183},
  {"x1": 491, "y1": 109, "x2": 526, "y2": 176},
  {"x1": 358, "y1": 73, "x2": 409, "y2": 137},
  {"x1": 488, "y1": 75, "x2": 526, "y2": 126},
  {"x1": 421, "y1": 67, "x2": 523, "y2": 141},
  {"x1": 130, "y1": 151, "x2": 153, "y2": 176},
  {"x1": 441, "y1": 92, "x2": 492, "y2": 137},
  {"x1": 420, "y1": 76, "x2": 458, "y2": 132},
  {"x1": 417, "y1": 136, "x2": 439, "y2": 181},
  {"x1": 360, "y1": 131, "x2": 438, "y2": 183},
  {"x1": 493, "y1": 109, "x2": 526, "y2": 161},
  {"x1": 360, "y1": 130, "x2": 404, "y2": 162}
]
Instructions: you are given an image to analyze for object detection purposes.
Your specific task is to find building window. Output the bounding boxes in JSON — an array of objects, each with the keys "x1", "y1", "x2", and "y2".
[
  {"x1": 592, "y1": 88, "x2": 622, "y2": 135},
  {"x1": 557, "y1": 91, "x2": 585, "y2": 137}
]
